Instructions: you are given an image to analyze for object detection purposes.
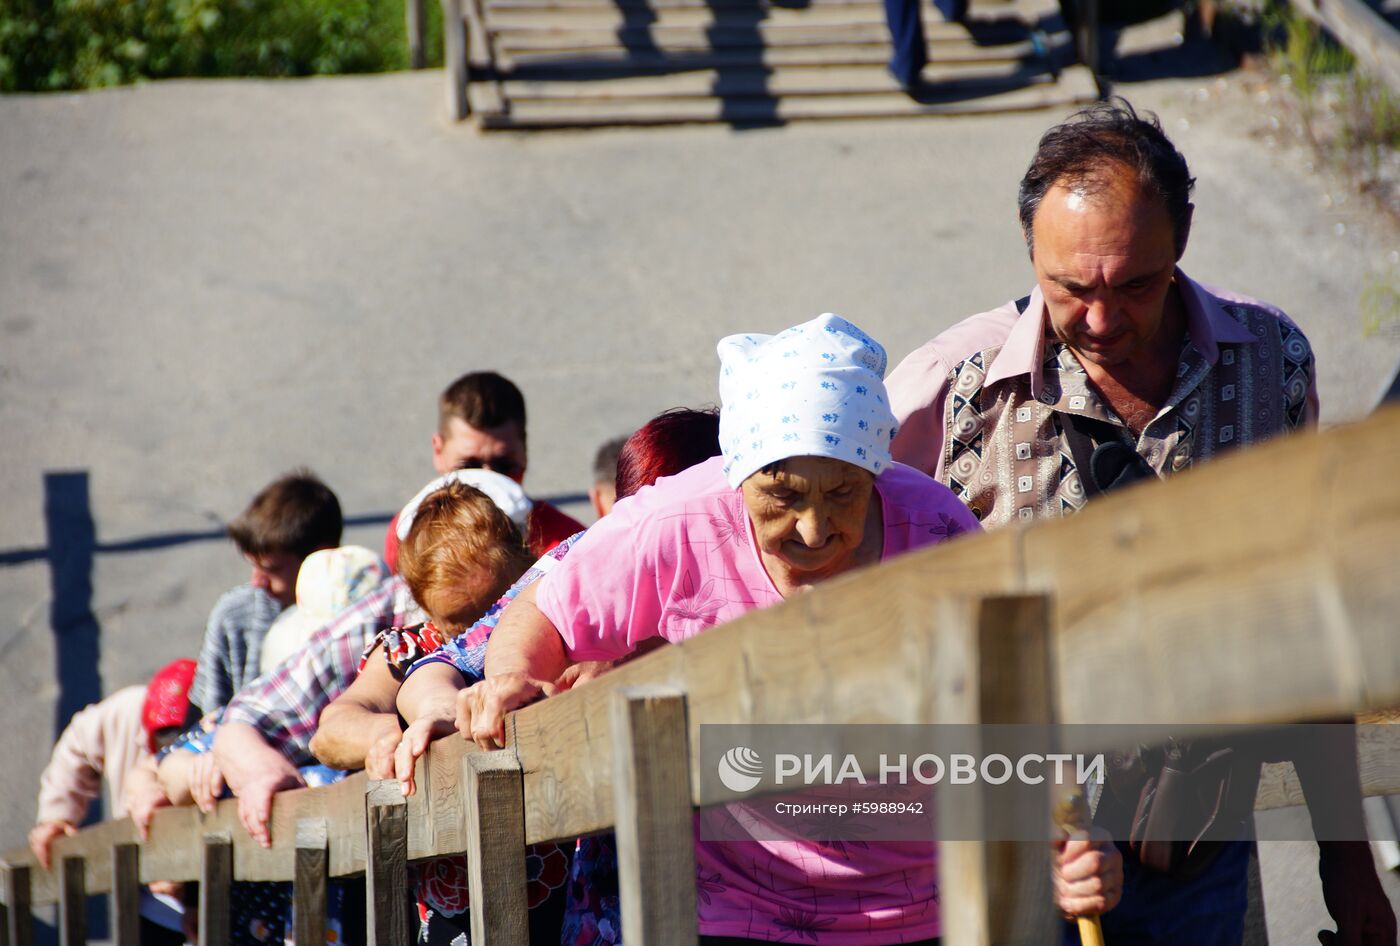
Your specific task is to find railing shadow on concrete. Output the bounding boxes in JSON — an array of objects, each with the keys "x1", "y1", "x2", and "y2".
[{"x1": 5, "y1": 404, "x2": 1400, "y2": 946}]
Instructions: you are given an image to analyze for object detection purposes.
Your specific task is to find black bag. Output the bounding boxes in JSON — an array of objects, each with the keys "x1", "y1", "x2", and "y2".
[{"x1": 1102, "y1": 738, "x2": 1248, "y2": 878}]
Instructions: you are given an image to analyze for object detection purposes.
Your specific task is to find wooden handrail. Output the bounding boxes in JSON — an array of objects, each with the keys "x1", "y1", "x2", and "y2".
[
  {"x1": 1290, "y1": 0, "x2": 1400, "y2": 93},
  {"x1": 4, "y1": 405, "x2": 1400, "y2": 933}
]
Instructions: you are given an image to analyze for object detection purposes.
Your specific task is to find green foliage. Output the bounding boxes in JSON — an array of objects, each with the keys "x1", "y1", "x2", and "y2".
[
  {"x1": 1362, "y1": 270, "x2": 1400, "y2": 339},
  {"x1": 0, "y1": 0, "x2": 441, "y2": 91},
  {"x1": 1262, "y1": 0, "x2": 1353, "y2": 99}
]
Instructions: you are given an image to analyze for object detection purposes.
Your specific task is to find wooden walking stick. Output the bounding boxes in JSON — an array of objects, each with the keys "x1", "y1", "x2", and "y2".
[{"x1": 1054, "y1": 788, "x2": 1106, "y2": 946}]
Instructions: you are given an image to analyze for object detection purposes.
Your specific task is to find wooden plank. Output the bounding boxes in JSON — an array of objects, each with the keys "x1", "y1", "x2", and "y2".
[
  {"x1": 491, "y1": 21, "x2": 1004, "y2": 51},
  {"x1": 294, "y1": 820, "x2": 329, "y2": 946},
  {"x1": 1, "y1": 865, "x2": 32, "y2": 946},
  {"x1": 1255, "y1": 723, "x2": 1400, "y2": 810},
  {"x1": 500, "y1": 38, "x2": 1040, "y2": 69},
  {"x1": 467, "y1": 0, "x2": 510, "y2": 118},
  {"x1": 44, "y1": 815, "x2": 138, "y2": 901},
  {"x1": 365, "y1": 782, "x2": 412, "y2": 946},
  {"x1": 610, "y1": 687, "x2": 698, "y2": 946},
  {"x1": 489, "y1": 0, "x2": 893, "y2": 10},
  {"x1": 463, "y1": 751, "x2": 530, "y2": 946},
  {"x1": 1290, "y1": 0, "x2": 1400, "y2": 93},
  {"x1": 487, "y1": 3, "x2": 985, "y2": 28},
  {"x1": 198, "y1": 834, "x2": 233, "y2": 946},
  {"x1": 503, "y1": 61, "x2": 1055, "y2": 99},
  {"x1": 501, "y1": 520, "x2": 1022, "y2": 843},
  {"x1": 425, "y1": 735, "x2": 472, "y2": 860},
  {"x1": 407, "y1": 0, "x2": 427, "y2": 67},
  {"x1": 58, "y1": 858, "x2": 85, "y2": 946},
  {"x1": 1035, "y1": 404, "x2": 1400, "y2": 735},
  {"x1": 110, "y1": 845, "x2": 141, "y2": 946},
  {"x1": 0, "y1": 773, "x2": 375, "y2": 904},
  {"x1": 934, "y1": 595, "x2": 1058, "y2": 946},
  {"x1": 442, "y1": 0, "x2": 471, "y2": 118},
  {"x1": 485, "y1": 68, "x2": 1096, "y2": 127},
  {"x1": 405, "y1": 753, "x2": 436, "y2": 861},
  {"x1": 9, "y1": 407, "x2": 1400, "y2": 917}
]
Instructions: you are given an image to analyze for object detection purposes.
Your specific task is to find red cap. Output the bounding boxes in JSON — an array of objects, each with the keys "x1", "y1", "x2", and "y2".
[{"x1": 142, "y1": 659, "x2": 197, "y2": 753}]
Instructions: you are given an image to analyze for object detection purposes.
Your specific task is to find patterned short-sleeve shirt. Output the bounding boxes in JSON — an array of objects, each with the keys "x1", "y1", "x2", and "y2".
[{"x1": 887, "y1": 271, "x2": 1319, "y2": 529}]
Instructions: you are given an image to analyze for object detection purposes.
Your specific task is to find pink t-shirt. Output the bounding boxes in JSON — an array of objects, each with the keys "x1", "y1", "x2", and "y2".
[{"x1": 536, "y1": 455, "x2": 980, "y2": 944}]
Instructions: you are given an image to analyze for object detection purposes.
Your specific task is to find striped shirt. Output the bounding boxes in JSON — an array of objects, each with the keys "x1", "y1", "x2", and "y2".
[
  {"x1": 191, "y1": 585, "x2": 283, "y2": 714},
  {"x1": 220, "y1": 575, "x2": 422, "y2": 764}
]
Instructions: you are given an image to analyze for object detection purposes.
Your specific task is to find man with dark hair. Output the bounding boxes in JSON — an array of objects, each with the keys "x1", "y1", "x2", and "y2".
[
  {"x1": 192, "y1": 470, "x2": 342, "y2": 712},
  {"x1": 886, "y1": 100, "x2": 1394, "y2": 944},
  {"x1": 384, "y1": 371, "x2": 583, "y2": 569},
  {"x1": 433, "y1": 371, "x2": 530, "y2": 480}
]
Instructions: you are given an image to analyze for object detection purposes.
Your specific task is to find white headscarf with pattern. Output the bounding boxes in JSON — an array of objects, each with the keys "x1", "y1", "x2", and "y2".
[{"x1": 717, "y1": 313, "x2": 898, "y2": 488}]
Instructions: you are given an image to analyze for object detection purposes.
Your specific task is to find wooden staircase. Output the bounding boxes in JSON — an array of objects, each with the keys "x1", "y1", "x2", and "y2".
[{"x1": 441, "y1": 0, "x2": 1100, "y2": 128}]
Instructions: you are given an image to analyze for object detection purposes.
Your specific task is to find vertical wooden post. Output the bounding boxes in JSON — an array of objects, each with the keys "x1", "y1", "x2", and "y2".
[
  {"x1": 366, "y1": 782, "x2": 412, "y2": 946},
  {"x1": 611, "y1": 686, "x2": 698, "y2": 946},
  {"x1": 58, "y1": 857, "x2": 86, "y2": 946},
  {"x1": 1076, "y1": 0, "x2": 1100, "y2": 76},
  {"x1": 199, "y1": 833, "x2": 233, "y2": 946},
  {"x1": 111, "y1": 844, "x2": 141, "y2": 946},
  {"x1": 2, "y1": 865, "x2": 32, "y2": 946},
  {"x1": 441, "y1": 0, "x2": 470, "y2": 120},
  {"x1": 463, "y1": 751, "x2": 530, "y2": 946},
  {"x1": 406, "y1": 0, "x2": 426, "y2": 68},
  {"x1": 934, "y1": 595, "x2": 1059, "y2": 946},
  {"x1": 295, "y1": 820, "x2": 329, "y2": 946}
]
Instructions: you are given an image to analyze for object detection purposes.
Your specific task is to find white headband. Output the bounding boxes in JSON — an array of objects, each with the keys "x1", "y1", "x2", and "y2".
[{"x1": 396, "y1": 469, "x2": 533, "y2": 541}]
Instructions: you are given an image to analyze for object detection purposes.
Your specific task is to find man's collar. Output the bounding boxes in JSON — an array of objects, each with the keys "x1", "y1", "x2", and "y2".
[{"x1": 982, "y1": 268, "x2": 1259, "y2": 396}]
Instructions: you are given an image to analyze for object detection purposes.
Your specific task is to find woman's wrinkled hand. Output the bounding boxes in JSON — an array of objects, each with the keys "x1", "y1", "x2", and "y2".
[
  {"x1": 235, "y1": 770, "x2": 306, "y2": 848},
  {"x1": 553, "y1": 661, "x2": 614, "y2": 691},
  {"x1": 456, "y1": 674, "x2": 558, "y2": 751},
  {"x1": 392, "y1": 716, "x2": 459, "y2": 796},
  {"x1": 365, "y1": 727, "x2": 404, "y2": 782}
]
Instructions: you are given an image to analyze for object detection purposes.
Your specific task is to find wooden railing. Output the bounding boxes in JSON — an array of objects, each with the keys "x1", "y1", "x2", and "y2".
[
  {"x1": 5, "y1": 405, "x2": 1400, "y2": 945},
  {"x1": 1290, "y1": 0, "x2": 1400, "y2": 93}
]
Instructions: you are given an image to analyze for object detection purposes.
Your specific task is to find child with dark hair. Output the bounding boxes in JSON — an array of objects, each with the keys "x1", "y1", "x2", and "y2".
[{"x1": 191, "y1": 470, "x2": 343, "y2": 713}]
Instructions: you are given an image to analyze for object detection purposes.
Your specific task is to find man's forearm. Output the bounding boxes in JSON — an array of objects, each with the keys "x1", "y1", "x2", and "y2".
[
  {"x1": 212, "y1": 722, "x2": 299, "y2": 794},
  {"x1": 309, "y1": 706, "x2": 399, "y2": 770}
]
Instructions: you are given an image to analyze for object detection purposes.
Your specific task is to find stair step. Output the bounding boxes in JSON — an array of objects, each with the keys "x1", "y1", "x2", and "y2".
[
  {"x1": 480, "y1": 63, "x2": 1097, "y2": 125},
  {"x1": 491, "y1": 0, "x2": 891, "y2": 9},
  {"x1": 503, "y1": 59, "x2": 1056, "y2": 95},
  {"x1": 498, "y1": 36, "x2": 1044, "y2": 68},
  {"x1": 493, "y1": 20, "x2": 1028, "y2": 51},
  {"x1": 489, "y1": 4, "x2": 896, "y2": 28}
]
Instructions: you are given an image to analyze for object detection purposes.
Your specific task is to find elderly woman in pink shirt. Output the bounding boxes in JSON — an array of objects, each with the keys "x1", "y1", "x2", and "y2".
[{"x1": 402, "y1": 314, "x2": 1120, "y2": 945}]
